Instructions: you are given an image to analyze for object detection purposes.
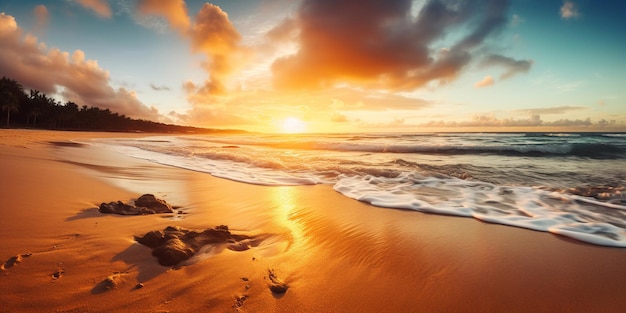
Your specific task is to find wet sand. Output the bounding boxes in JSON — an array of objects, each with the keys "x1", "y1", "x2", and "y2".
[{"x1": 1, "y1": 129, "x2": 626, "y2": 312}]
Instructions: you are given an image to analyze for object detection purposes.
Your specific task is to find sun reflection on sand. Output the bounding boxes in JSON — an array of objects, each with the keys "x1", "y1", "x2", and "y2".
[{"x1": 270, "y1": 187, "x2": 306, "y2": 253}]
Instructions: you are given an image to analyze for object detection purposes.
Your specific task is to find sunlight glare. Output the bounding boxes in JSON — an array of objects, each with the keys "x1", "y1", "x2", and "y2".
[{"x1": 281, "y1": 117, "x2": 307, "y2": 133}]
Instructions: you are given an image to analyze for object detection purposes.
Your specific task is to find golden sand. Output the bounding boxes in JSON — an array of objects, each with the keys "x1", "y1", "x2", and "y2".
[{"x1": 1, "y1": 129, "x2": 625, "y2": 312}]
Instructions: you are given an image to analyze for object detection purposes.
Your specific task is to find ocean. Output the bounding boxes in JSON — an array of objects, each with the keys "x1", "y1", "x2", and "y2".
[{"x1": 90, "y1": 132, "x2": 626, "y2": 248}]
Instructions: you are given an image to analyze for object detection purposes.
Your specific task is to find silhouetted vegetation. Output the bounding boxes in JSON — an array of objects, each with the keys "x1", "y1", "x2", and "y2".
[{"x1": 0, "y1": 76, "x2": 244, "y2": 134}]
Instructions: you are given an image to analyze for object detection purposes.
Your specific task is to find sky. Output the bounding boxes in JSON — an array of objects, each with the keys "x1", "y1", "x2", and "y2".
[{"x1": 0, "y1": 0, "x2": 625, "y2": 133}]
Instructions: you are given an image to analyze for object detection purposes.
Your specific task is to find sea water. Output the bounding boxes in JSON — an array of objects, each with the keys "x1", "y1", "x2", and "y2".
[{"x1": 89, "y1": 132, "x2": 626, "y2": 247}]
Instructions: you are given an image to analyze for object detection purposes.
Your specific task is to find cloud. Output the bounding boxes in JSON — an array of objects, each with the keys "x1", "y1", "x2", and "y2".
[
  {"x1": 516, "y1": 105, "x2": 587, "y2": 115},
  {"x1": 560, "y1": 1, "x2": 579, "y2": 19},
  {"x1": 265, "y1": 17, "x2": 298, "y2": 42},
  {"x1": 75, "y1": 0, "x2": 112, "y2": 18},
  {"x1": 149, "y1": 83, "x2": 170, "y2": 91},
  {"x1": 474, "y1": 75, "x2": 495, "y2": 88},
  {"x1": 0, "y1": 13, "x2": 160, "y2": 120},
  {"x1": 137, "y1": 2, "x2": 246, "y2": 100},
  {"x1": 331, "y1": 112, "x2": 348, "y2": 123},
  {"x1": 189, "y1": 4, "x2": 244, "y2": 75},
  {"x1": 423, "y1": 114, "x2": 600, "y2": 128},
  {"x1": 136, "y1": 0, "x2": 190, "y2": 34},
  {"x1": 174, "y1": 83, "x2": 433, "y2": 129},
  {"x1": 481, "y1": 54, "x2": 533, "y2": 79},
  {"x1": 33, "y1": 5, "x2": 48, "y2": 33},
  {"x1": 270, "y1": 0, "x2": 515, "y2": 91}
]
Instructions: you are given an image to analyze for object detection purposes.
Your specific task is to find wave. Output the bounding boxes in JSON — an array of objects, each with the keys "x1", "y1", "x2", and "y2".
[
  {"x1": 304, "y1": 142, "x2": 625, "y2": 158},
  {"x1": 88, "y1": 135, "x2": 626, "y2": 248},
  {"x1": 602, "y1": 133, "x2": 626, "y2": 138},
  {"x1": 180, "y1": 135, "x2": 625, "y2": 159},
  {"x1": 334, "y1": 173, "x2": 626, "y2": 247}
]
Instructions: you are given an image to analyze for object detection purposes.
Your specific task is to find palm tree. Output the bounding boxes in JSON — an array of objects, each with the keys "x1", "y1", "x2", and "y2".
[
  {"x1": 0, "y1": 79, "x2": 20, "y2": 127},
  {"x1": 1, "y1": 93, "x2": 18, "y2": 127}
]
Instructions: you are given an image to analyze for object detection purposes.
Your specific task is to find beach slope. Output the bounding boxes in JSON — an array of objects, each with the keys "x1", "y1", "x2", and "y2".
[{"x1": 1, "y1": 129, "x2": 625, "y2": 312}]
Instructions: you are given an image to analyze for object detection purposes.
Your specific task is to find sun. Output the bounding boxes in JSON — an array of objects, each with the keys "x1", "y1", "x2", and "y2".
[{"x1": 281, "y1": 117, "x2": 307, "y2": 133}]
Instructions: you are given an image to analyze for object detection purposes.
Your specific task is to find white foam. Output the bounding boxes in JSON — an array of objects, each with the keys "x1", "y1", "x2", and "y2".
[
  {"x1": 89, "y1": 136, "x2": 626, "y2": 248},
  {"x1": 92, "y1": 139, "x2": 323, "y2": 186},
  {"x1": 334, "y1": 172, "x2": 626, "y2": 247}
]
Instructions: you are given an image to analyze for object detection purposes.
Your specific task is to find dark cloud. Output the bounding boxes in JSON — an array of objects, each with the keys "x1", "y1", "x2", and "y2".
[
  {"x1": 150, "y1": 83, "x2": 170, "y2": 91},
  {"x1": 270, "y1": 0, "x2": 517, "y2": 90},
  {"x1": 481, "y1": 54, "x2": 533, "y2": 79}
]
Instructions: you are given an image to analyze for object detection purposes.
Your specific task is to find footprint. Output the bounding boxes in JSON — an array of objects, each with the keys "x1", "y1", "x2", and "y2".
[
  {"x1": 233, "y1": 294, "x2": 249, "y2": 309},
  {"x1": 1, "y1": 253, "x2": 32, "y2": 271},
  {"x1": 267, "y1": 269, "x2": 288, "y2": 294},
  {"x1": 51, "y1": 269, "x2": 65, "y2": 281}
]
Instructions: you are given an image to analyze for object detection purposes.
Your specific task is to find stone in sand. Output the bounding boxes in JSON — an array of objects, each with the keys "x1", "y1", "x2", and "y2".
[
  {"x1": 98, "y1": 194, "x2": 173, "y2": 215},
  {"x1": 92, "y1": 273, "x2": 125, "y2": 294},
  {"x1": 135, "y1": 225, "x2": 258, "y2": 266}
]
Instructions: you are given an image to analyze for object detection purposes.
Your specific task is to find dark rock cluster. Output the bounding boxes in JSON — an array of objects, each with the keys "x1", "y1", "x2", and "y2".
[
  {"x1": 135, "y1": 225, "x2": 259, "y2": 266},
  {"x1": 99, "y1": 194, "x2": 173, "y2": 215}
]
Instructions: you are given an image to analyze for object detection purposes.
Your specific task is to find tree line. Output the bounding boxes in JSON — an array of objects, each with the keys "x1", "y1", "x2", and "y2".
[{"x1": 0, "y1": 76, "x2": 243, "y2": 134}]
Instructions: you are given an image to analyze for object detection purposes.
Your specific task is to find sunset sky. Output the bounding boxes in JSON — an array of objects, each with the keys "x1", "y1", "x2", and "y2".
[{"x1": 1, "y1": 0, "x2": 625, "y2": 133}]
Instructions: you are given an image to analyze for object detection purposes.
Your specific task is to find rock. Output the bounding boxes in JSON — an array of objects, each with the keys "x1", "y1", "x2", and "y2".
[
  {"x1": 269, "y1": 283, "x2": 288, "y2": 294},
  {"x1": 101, "y1": 275, "x2": 120, "y2": 290},
  {"x1": 134, "y1": 194, "x2": 173, "y2": 213},
  {"x1": 135, "y1": 230, "x2": 165, "y2": 248},
  {"x1": 92, "y1": 273, "x2": 125, "y2": 294},
  {"x1": 135, "y1": 226, "x2": 260, "y2": 267},
  {"x1": 152, "y1": 238, "x2": 195, "y2": 266},
  {"x1": 98, "y1": 194, "x2": 174, "y2": 215}
]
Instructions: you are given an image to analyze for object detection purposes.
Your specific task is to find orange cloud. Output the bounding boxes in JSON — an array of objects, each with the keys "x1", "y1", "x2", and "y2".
[
  {"x1": 474, "y1": 75, "x2": 495, "y2": 88},
  {"x1": 0, "y1": 13, "x2": 160, "y2": 120},
  {"x1": 33, "y1": 5, "x2": 48, "y2": 33},
  {"x1": 270, "y1": 0, "x2": 514, "y2": 91},
  {"x1": 137, "y1": 2, "x2": 245, "y2": 99},
  {"x1": 75, "y1": 0, "x2": 112, "y2": 18},
  {"x1": 188, "y1": 3, "x2": 245, "y2": 95},
  {"x1": 136, "y1": 0, "x2": 190, "y2": 34}
]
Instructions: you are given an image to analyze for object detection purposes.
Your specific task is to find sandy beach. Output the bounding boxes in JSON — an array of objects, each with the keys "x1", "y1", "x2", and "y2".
[{"x1": 1, "y1": 129, "x2": 626, "y2": 312}]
